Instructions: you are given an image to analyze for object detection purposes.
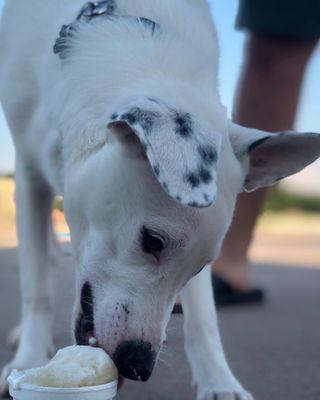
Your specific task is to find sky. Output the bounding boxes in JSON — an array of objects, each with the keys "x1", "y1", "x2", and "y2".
[{"x1": 0, "y1": 0, "x2": 320, "y2": 174}]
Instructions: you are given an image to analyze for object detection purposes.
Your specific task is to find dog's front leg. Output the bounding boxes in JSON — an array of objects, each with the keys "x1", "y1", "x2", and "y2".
[
  {"x1": 0, "y1": 160, "x2": 55, "y2": 395},
  {"x1": 180, "y1": 266, "x2": 254, "y2": 400}
]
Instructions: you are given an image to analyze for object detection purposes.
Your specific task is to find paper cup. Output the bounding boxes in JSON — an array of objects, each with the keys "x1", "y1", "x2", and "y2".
[{"x1": 8, "y1": 373, "x2": 117, "y2": 400}]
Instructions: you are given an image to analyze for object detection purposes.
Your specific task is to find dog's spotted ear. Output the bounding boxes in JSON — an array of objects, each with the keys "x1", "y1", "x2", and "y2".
[
  {"x1": 229, "y1": 122, "x2": 320, "y2": 192},
  {"x1": 107, "y1": 98, "x2": 222, "y2": 208}
]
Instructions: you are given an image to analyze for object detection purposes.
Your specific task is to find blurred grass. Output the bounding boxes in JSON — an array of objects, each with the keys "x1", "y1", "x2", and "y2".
[
  {"x1": 54, "y1": 197, "x2": 64, "y2": 212},
  {"x1": 264, "y1": 186, "x2": 320, "y2": 213}
]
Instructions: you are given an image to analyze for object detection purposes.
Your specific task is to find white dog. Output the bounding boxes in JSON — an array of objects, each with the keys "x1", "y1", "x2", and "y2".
[{"x1": 0, "y1": 1, "x2": 319, "y2": 399}]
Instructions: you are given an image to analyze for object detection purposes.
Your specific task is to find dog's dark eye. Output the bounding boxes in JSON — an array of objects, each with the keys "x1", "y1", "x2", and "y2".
[{"x1": 141, "y1": 226, "x2": 166, "y2": 255}]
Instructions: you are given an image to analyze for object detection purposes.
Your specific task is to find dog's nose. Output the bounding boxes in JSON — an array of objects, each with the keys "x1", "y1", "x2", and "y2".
[{"x1": 113, "y1": 340, "x2": 156, "y2": 382}]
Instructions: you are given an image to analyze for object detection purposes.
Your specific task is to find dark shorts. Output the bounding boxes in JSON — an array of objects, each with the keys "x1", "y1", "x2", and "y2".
[{"x1": 237, "y1": 0, "x2": 320, "y2": 38}]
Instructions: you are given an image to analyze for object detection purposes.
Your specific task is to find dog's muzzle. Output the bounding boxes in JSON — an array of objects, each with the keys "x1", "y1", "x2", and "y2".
[{"x1": 75, "y1": 283, "x2": 156, "y2": 382}]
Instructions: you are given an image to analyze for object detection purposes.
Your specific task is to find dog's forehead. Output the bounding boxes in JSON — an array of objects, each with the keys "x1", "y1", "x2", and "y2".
[{"x1": 80, "y1": 150, "x2": 202, "y2": 232}]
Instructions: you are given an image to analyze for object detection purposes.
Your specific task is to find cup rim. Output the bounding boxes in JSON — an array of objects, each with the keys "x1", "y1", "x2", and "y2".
[{"x1": 8, "y1": 375, "x2": 118, "y2": 394}]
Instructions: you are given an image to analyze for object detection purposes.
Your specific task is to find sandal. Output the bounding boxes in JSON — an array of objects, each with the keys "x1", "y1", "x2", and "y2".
[
  {"x1": 172, "y1": 274, "x2": 265, "y2": 314},
  {"x1": 212, "y1": 273, "x2": 265, "y2": 306}
]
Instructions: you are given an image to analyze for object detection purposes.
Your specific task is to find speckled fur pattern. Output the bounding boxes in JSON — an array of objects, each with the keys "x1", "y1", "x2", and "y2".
[
  {"x1": 0, "y1": 0, "x2": 319, "y2": 398},
  {"x1": 108, "y1": 97, "x2": 222, "y2": 207}
]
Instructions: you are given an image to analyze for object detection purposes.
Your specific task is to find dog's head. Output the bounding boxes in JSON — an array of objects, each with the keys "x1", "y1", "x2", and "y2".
[{"x1": 63, "y1": 96, "x2": 320, "y2": 381}]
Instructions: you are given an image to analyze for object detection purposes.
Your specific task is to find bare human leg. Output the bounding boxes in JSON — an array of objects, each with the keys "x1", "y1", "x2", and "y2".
[{"x1": 214, "y1": 34, "x2": 318, "y2": 291}]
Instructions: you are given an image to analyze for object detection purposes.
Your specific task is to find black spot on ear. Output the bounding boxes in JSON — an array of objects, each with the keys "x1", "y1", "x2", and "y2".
[
  {"x1": 203, "y1": 193, "x2": 209, "y2": 202},
  {"x1": 186, "y1": 172, "x2": 201, "y2": 188},
  {"x1": 176, "y1": 195, "x2": 181, "y2": 202},
  {"x1": 199, "y1": 167, "x2": 212, "y2": 184},
  {"x1": 121, "y1": 112, "x2": 137, "y2": 125},
  {"x1": 173, "y1": 112, "x2": 193, "y2": 138},
  {"x1": 138, "y1": 112, "x2": 158, "y2": 132},
  {"x1": 188, "y1": 201, "x2": 200, "y2": 208},
  {"x1": 198, "y1": 145, "x2": 217, "y2": 165},
  {"x1": 121, "y1": 304, "x2": 130, "y2": 315},
  {"x1": 121, "y1": 108, "x2": 159, "y2": 133},
  {"x1": 185, "y1": 167, "x2": 213, "y2": 188},
  {"x1": 248, "y1": 137, "x2": 271, "y2": 154},
  {"x1": 110, "y1": 113, "x2": 119, "y2": 121}
]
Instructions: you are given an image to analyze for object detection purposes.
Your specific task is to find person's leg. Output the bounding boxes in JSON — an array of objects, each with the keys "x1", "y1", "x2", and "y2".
[{"x1": 213, "y1": 34, "x2": 318, "y2": 291}]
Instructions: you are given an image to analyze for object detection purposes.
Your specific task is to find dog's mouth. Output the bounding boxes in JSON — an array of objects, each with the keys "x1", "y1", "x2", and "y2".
[
  {"x1": 74, "y1": 282, "x2": 156, "y2": 384},
  {"x1": 75, "y1": 282, "x2": 96, "y2": 346}
]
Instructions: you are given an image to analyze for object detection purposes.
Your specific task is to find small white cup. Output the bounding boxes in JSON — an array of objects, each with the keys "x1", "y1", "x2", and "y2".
[{"x1": 8, "y1": 372, "x2": 117, "y2": 400}]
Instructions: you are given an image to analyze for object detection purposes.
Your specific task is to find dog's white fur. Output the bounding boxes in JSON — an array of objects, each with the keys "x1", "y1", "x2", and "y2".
[{"x1": 1, "y1": 1, "x2": 320, "y2": 399}]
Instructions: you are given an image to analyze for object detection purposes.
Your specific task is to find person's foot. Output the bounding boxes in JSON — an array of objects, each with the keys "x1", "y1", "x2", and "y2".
[
  {"x1": 212, "y1": 258, "x2": 265, "y2": 306},
  {"x1": 212, "y1": 273, "x2": 265, "y2": 306},
  {"x1": 172, "y1": 260, "x2": 265, "y2": 314},
  {"x1": 172, "y1": 302, "x2": 183, "y2": 314}
]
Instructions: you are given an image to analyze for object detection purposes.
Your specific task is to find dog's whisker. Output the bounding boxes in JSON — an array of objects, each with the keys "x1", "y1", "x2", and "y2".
[{"x1": 157, "y1": 346, "x2": 172, "y2": 368}]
